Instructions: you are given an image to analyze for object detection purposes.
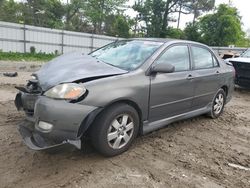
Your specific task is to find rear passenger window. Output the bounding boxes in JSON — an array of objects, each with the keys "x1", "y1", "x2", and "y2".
[
  {"x1": 191, "y1": 46, "x2": 214, "y2": 69},
  {"x1": 156, "y1": 45, "x2": 190, "y2": 72}
]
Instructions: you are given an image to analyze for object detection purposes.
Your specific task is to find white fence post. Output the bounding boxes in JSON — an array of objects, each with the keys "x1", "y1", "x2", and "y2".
[
  {"x1": 61, "y1": 30, "x2": 64, "y2": 54},
  {"x1": 23, "y1": 24, "x2": 26, "y2": 53},
  {"x1": 90, "y1": 33, "x2": 94, "y2": 52}
]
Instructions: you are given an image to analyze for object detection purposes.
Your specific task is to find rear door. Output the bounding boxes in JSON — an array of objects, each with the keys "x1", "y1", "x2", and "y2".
[
  {"x1": 149, "y1": 45, "x2": 195, "y2": 122},
  {"x1": 190, "y1": 45, "x2": 222, "y2": 110}
]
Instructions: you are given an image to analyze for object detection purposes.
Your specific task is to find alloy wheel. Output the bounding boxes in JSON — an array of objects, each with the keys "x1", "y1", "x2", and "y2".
[
  {"x1": 107, "y1": 114, "x2": 134, "y2": 149},
  {"x1": 213, "y1": 93, "x2": 224, "y2": 114}
]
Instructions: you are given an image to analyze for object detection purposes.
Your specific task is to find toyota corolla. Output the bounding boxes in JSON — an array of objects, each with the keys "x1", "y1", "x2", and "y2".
[{"x1": 15, "y1": 39, "x2": 235, "y2": 156}]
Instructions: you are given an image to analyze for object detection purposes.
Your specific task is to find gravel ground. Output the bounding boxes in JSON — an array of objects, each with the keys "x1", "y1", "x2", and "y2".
[{"x1": 0, "y1": 61, "x2": 249, "y2": 188}]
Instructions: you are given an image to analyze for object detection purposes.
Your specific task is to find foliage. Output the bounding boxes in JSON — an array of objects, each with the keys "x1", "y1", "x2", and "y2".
[
  {"x1": 0, "y1": 0, "x2": 127, "y2": 34},
  {"x1": 105, "y1": 14, "x2": 130, "y2": 37},
  {"x1": 198, "y1": 4, "x2": 245, "y2": 46},
  {"x1": 84, "y1": 0, "x2": 127, "y2": 34},
  {"x1": 0, "y1": 51, "x2": 57, "y2": 61},
  {"x1": 183, "y1": 22, "x2": 202, "y2": 42},
  {"x1": 187, "y1": 0, "x2": 215, "y2": 23},
  {"x1": 237, "y1": 37, "x2": 250, "y2": 47},
  {"x1": 0, "y1": 0, "x2": 249, "y2": 47},
  {"x1": 20, "y1": 0, "x2": 65, "y2": 28},
  {"x1": 133, "y1": 0, "x2": 177, "y2": 37},
  {"x1": 0, "y1": 0, "x2": 23, "y2": 23},
  {"x1": 0, "y1": 0, "x2": 216, "y2": 39},
  {"x1": 132, "y1": 0, "x2": 215, "y2": 37},
  {"x1": 165, "y1": 27, "x2": 185, "y2": 39},
  {"x1": 64, "y1": 0, "x2": 88, "y2": 31}
]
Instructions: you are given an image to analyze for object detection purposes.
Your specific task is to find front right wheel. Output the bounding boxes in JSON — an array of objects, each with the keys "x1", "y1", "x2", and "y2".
[
  {"x1": 90, "y1": 103, "x2": 139, "y2": 157},
  {"x1": 209, "y1": 89, "x2": 226, "y2": 119}
]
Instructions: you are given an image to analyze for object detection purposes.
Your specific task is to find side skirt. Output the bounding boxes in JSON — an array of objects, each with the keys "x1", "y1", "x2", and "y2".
[{"x1": 142, "y1": 104, "x2": 211, "y2": 135}]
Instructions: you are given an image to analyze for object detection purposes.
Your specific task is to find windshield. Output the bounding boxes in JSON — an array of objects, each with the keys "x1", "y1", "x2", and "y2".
[
  {"x1": 241, "y1": 49, "x2": 250, "y2": 58},
  {"x1": 90, "y1": 40, "x2": 163, "y2": 70}
]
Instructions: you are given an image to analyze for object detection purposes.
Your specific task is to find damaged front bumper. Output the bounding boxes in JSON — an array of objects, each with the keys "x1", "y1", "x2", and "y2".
[
  {"x1": 18, "y1": 121, "x2": 82, "y2": 151},
  {"x1": 15, "y1": 92, "x2": 98, "y2": 151}
]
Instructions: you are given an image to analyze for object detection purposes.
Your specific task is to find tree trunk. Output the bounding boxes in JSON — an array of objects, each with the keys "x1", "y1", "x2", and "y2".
[
  {"x1": 98, "y1": 0, "x2": 105, "y2": 34},
  {"x1": 161, "y1": 0, "x2": 170, "y2": 37},
  {"x1": 192, "y1": 2, "x2": 198, "y2": 25},
  {"x1": 177, "y1": 4, "x2": 182, "y2": 29},
  {"x1": 134, "y1": 16, "x2": 138, "y2": 37}
]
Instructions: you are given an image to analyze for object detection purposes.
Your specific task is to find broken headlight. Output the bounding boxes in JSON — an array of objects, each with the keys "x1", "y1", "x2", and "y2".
[{"x1": 44, "y1": 83, "x2": 86, "y2": 100}]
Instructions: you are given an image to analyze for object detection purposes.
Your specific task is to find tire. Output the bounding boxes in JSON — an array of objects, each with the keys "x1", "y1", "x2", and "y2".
[
  {"x1": 209, "y1": 89, "x2": 226, "y2": 119},
  {"x1": 90, "y1": 103, "x2": 139, "y2": 157}
]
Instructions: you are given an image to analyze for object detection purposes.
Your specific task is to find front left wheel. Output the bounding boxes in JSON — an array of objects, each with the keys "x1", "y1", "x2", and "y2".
[{"x1": 90, "y1": 103, "x2": 139, "y2": 157}]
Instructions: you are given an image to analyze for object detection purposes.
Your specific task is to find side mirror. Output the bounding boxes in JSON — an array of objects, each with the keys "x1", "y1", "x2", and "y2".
[{"x1": 151, "y1": 63, "x2": 175, "y2": 74}]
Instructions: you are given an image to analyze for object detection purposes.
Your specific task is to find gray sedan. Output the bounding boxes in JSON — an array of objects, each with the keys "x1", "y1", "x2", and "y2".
[{"x1": 15, "y1": 39, "x2": 235, "y2": 156}]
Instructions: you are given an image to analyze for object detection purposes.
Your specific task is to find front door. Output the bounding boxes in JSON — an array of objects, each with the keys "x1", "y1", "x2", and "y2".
[{"x1": 149, "y1": 45, "x2": 195, "y2": 122}]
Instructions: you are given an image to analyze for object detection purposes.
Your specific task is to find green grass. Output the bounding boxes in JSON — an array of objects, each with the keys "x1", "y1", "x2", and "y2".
[{"x1": 0, "y1": 51, "x2": 57, "y2": 62}]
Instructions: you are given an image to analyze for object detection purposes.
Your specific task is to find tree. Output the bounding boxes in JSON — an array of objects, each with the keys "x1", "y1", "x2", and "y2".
[
  {"x1": 20, "y1": 0, "x2": 64, "y2": 28},
  {"x1": 189, "y1": 0, "x2": 215, "y2": 24},
  {"x1": 175, "y1": 0, "x2": 215, "y2": 28},
  {"x1": 198, "y1": 4, "x2": 245, "y2": 46},
  {"x1": 166, "y1": 27, "x2": 185, "y2": 39},
  {"x1": 176, "y1": 0, "x2": 193, "y2": 29},
  {"x1": 85, "y1": 0, "x2": 127, "y2": 34},
  {"x1": 0, "y1": 0, "x2": 131, "y2": 36},
  {"x1": 133, "y1": 0, "x2": 214, "y2": 37},
  {"x1": 0, "y1": 0, "x2": 22, "y2": 23},
  {"x1": 133, "y1": 0, "x2": 180, "y2": 37},
  {"x1": 183, "y1": 22, "x2": 201, "y2": 42},
  {"x1": 104, "y1": 14, "x2": 130, "y2": 37},
  {"x1": 64, "y1": 0, "x2": 87, "y2": 30},
  {"x1": 113, "y1": 16, "x2": 130, "y2": 38}
]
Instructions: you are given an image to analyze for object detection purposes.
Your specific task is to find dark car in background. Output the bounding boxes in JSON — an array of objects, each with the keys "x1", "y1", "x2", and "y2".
[
  {"x1": 226, "y1": 49, "x2": 250, "y2": 88},
  {"x1": 15, "y1": 39, "x2": 235, "y2": 156}
]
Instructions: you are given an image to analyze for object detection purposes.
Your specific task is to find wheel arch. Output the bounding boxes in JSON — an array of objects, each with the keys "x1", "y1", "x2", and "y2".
[
  {"x1": 77, "y1": 98, "x2": 144, "y2": 138},
  {"x1": 221, "y1": 85, "x2": 228, "y2": 96},
  {"x1": 102, "y1": 99, "x2": 144, "y2": 134}
]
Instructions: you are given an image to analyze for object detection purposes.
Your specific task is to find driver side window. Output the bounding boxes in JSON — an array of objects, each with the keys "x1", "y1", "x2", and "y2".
[{"x1": 155, "y1": 45, "x2": 190, "y2": 72}]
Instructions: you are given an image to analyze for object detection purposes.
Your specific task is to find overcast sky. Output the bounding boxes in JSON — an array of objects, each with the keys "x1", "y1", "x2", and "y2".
[{"x1": 125, "y1": 0, "x2": 250, "y2": 31}]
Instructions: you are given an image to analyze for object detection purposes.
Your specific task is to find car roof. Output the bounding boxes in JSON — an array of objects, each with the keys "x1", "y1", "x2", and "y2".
[
  {"x1": 131, "y1": 38, "x2": 175, "y2": 43},
  {"x1": 130, "y1": 37, "x2": 207, "y2": 46}
]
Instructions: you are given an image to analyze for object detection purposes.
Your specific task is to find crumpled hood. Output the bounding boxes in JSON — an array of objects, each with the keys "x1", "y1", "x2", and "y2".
[
  {"x1": 35, "y1": 52, "x2": 128, "y2": 91},
  {"x1": 227, "y1": 57, "x2": 250, "y2": 63}
]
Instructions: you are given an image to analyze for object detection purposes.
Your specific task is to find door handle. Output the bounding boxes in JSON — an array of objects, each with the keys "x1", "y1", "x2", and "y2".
[
  {"x1": 216, "y1": 71, "x2": 220, "y2": 74},
  {"x1": 186, "y1": 74, "x2": 194, "y2": 80}
]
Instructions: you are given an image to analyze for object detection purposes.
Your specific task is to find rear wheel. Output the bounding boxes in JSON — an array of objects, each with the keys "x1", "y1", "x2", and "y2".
[
  {"x1": 209, "y1": 89, "x2": 226, "y2": 119},
  {"x1": 90, "y1": 103, "x2": 139, "y2": 157}
]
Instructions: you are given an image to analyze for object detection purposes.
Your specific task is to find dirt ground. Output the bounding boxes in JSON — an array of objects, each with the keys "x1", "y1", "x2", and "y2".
[{"x1": 0, "y1": 61, "x2": 249, "y2": 188}]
